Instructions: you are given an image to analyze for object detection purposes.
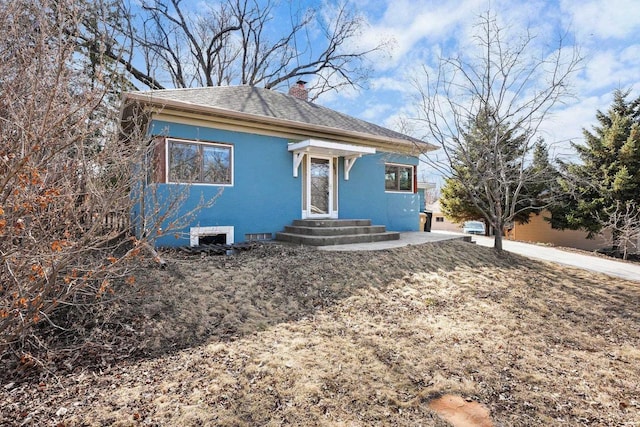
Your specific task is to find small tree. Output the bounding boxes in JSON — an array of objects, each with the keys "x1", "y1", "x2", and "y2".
[
  {"x1": 412, "y1": 11, "x2": 580, "y2": 251},
  {"x1": 0, "y1": 0, "x2": 218, "y2": 373},
  {"x1": 440, "y1": 128, "x2": 555, "y2": 234},
  {"x1": 600, "y1": 202, "x2": 640, "y2": 260},
  {"x1": 551, "y1": 89, "x2": 640, "y2": 257},
  {"x1": 0, "y1": 0, "x2": 228, "y2": 377}
]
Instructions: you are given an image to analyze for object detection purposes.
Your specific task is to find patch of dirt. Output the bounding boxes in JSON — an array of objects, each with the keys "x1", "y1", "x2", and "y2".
[
  {"x1": 429, "y1": 394, "x2": 493, "y2": 427},
  {"x1": 1, "y1": 240, "x2": 639, "y2": 426}
]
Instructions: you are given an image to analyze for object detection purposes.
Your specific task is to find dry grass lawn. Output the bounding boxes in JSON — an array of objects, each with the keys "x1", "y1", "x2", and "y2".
[{"x1": 1, "y1": 240, "x2": 639, "y2": 426}]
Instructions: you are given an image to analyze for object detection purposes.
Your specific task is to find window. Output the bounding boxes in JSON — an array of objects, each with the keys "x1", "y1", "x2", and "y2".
[
  {"x1": 385, "y1": 164, "x2": 414, "y2": 192},
  {"x1": 436, "y1": 217, "x2": 444, "y2": 222},
  {"x1": 168, "y1": 139, "x2": 232, "y2": 185}
]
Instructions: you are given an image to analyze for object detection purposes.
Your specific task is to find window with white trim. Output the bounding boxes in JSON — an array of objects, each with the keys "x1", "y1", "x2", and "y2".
[
  {"x1": 168, "y1": 138, "x2": 233, "y2": 185},
  {"x1": 385, "y1": 163, "x2": 414, "y2": 192}
]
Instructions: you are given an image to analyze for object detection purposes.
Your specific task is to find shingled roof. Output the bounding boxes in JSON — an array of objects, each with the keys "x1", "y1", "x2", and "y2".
[{"x1": 123, "y1": 86, "x2": 436, "y2": 153}]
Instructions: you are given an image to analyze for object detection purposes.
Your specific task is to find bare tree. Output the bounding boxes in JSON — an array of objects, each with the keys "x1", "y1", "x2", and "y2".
[
  {"x1": 412, "y1": 11, "x2": 581, "y2": 251},
  {"x1": 78, "y1": 0, "x2": 387, "y2": 98},
  {"x1": 599, "y1": 202, "x2": 640, "y2": 260},
  {"x1": 0, "y1": 0, "x2": 214, "y2": 371},
  {"x1": 424, "y1": 185, "x2": 440, "y2": 206},
  {"x1": 1, "y1": 0, "x2": 125, "y2": 359}
]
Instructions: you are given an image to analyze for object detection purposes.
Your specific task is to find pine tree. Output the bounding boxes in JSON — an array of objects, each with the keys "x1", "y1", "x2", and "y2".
[
  {"x1": 439, "y1": 108, "x2": 553, "y2": 235},
  {"x1": 439, "y1": 177, "x2": 484, "y2": 224},
  {"x1": 441, "y1": 141, "x2": 554, "y2": 232},
  {"x1": 551, "y1": 89, "x2": 640, "y2": 250}
]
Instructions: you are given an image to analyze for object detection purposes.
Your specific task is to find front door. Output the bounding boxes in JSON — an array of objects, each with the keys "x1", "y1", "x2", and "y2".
[
  {"x1": 300, "y1": 155, "x2": 338, "y2": 219},
  {"x1": 308, "y1": 156, "x2": 333, "y2": 217}
]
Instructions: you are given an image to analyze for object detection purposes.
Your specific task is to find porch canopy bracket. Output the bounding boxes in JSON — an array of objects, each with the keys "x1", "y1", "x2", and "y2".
[
  {"x1": 343, "y1": 155, "x2": 361, "y2": 181},
  {"x1": 288, "y1": 139, "x2": 375, "y2": 180},
  {"x1": 292, "y1": 151, "x2": 305, "y2": 177}
]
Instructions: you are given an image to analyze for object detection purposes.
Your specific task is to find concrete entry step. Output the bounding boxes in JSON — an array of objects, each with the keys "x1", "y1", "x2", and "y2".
[
  {"x1": 292, "y1": 219, "x2": 372, "y2": 227},
  {"x1": 275, "y1": 231, "x2": 401, "y2": 246},
  {"x1": 276, "y1": 218, "x2": 400, "y2": 246},
  {"x1": 283, "y1": 225, "x2": 387, "y2": 236}
]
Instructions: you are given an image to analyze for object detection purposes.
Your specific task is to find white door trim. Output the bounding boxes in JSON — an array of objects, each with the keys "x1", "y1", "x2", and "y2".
[{"x1": 304, "y1": 155, "x2": 337, "y2": 219}]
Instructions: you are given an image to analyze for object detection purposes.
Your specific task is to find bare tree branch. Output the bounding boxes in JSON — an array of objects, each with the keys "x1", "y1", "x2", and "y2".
[
  {"x1": 412, "y1": 10, "x2": 582, "y2": 251},
  {"x1": 80, "y1": 0, "x2": 387, "y2": 96},
  {"x1": 0, "y1": 0, "x2": 220, "y2": 369}
]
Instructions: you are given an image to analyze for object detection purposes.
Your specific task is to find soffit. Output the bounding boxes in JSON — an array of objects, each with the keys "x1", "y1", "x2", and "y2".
[{"x1": 287, "y1": 139, "x2": 376, "y2": 157}]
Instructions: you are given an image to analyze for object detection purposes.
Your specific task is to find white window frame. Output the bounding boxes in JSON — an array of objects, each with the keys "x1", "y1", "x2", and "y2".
[
  {"x1": 166, "y1": 137, "x2": 234, "y2": 186},
  {"x1": 189, "y1": 226, "x2": 234, "y2": 247},
  {"x1": 384, "y1": 163, "x2": 414, "y2": 193}
]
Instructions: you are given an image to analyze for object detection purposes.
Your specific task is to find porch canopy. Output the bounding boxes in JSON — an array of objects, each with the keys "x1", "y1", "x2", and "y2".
[{"x1": 288, "y1": 139, "x2": 375, "y2": 180}]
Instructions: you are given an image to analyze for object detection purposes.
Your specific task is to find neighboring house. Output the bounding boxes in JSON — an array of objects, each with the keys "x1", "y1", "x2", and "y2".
[
  {"x1": 424, "y1": 199, "x2": 462, "y2": 233},
  {"x1": 507, "y1": 210, "x2": 613, "y2": 252},
  {"x1": 120, "y1": 83, "x2": 436, "y2": 247}
]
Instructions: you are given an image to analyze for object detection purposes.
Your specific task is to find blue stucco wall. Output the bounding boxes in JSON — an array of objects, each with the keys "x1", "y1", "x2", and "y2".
[
  {"x1": 338, "y1": 152, "x2": 420, "y2": 231},
  {"x1": 135, "y1": 120, "x2": 421, "y2": 246},
  {"x1": 140, "y1": 120, "x2": 300, "y2": 247}
]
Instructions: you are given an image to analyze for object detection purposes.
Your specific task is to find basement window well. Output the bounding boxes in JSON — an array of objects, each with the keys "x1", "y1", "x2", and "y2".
[
  {"x1": 189, "y1": 226, "x2": 234, "y2": 247},
  {"x1": 199, "y1": 234, "x2": 226, "y2": 245}
]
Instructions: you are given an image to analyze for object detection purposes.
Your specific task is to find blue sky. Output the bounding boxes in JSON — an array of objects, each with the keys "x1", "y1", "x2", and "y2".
[
  {"x1": 311, "y1": 0, "x2": 640, "y2": 182},
  {"x1": 140, "y1": 0, "x2": 638, "y2": 183}
]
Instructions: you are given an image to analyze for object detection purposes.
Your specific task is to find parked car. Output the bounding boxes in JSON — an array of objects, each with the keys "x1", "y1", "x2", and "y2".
[{"x1": 462, "y1": 221, "x2": 485, "y2": 235}]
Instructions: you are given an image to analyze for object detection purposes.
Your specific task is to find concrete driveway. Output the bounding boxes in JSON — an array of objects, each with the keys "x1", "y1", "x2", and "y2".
[{"x1": 469, "y1": 234, "x2": 640, "y2": 282}]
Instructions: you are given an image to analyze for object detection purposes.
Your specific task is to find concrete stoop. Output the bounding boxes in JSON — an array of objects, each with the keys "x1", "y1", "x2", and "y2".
[{"x1": 276, "y1": 219, "x2": 400, "y2": 246}]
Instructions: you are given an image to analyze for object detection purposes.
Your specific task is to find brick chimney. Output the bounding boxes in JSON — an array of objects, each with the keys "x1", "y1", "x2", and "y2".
[{"x1": 288, "y1": 80, "x2": 308, "y2": 101}]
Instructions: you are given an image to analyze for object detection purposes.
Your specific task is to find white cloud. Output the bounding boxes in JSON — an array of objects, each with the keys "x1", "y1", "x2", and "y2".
[
  {"x1": 560, "y1": 0, "x2": 640, "y2": 40},
  {"x1": 539, "y1": 96, "x2": 604, "y2": 157},
  {"x1": 330, "y1": 0, "x2": 638, "y2": 171},
  {"x1": 575, "y1": 46, "x2": 640, "y2": 96},
  {"x1": 356, "y1": 0, "x2": 489, "y2": 70},
  {"x1": 369, "y1": 76, "x2": 415, "y2": 93},
  {"x1": 359, "y1": 102, "x2": 394, "y2": 121},
  {"x1": 620, "y1": 44, "x2": 640, "y2": 63}
]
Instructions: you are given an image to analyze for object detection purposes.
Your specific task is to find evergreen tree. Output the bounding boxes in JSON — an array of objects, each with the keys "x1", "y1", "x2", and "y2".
[
  {"x1": 441, "y1": 140, "x2": 554, "y2": 233},
  {"x1": 551, "y1": 89, "x2": 640, "y2": 246},
  {"x1": 439, "y1": 108, "x2": 554, "y2": 235},
  {"x1": 439, "y1": 177, "x2": 483, "y2": 225}
]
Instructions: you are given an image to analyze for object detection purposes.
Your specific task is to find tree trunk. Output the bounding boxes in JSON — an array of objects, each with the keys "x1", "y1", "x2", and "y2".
[
  {"x1": 493, "y1": 218, "x2": 504, "y2": 251},
  {"x1": 611, "y1": 228, "x2": 620, "y2": 258},
  {"x1": 494, "y1": 231, "x2": 503, "y2": 251}
]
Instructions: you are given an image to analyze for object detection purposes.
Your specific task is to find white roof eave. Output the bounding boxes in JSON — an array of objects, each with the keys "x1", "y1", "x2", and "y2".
[
  {"x1": 287, "y1": 139, "x2": 376, "y2": 180},
  {"x1": 287, "y1": 138, "x2": 376, "y2": 157}
]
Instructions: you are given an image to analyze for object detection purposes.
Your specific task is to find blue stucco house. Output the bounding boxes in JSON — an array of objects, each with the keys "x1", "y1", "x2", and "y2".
[{"x1": 120, "y1": 83, "x2": 436, "y2": 247}]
